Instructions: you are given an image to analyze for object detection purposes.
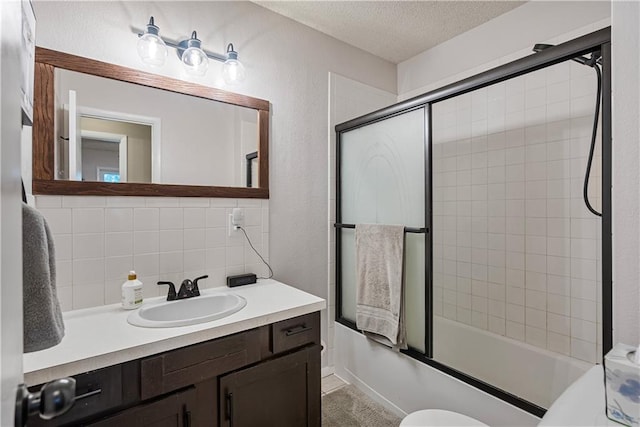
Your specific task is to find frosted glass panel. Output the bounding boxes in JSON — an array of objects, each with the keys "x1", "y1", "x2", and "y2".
[
  {"x1": 341, "y1": 108, "x2": 425, "y2": 226},
  {"x1": 340, "y1": 229, "x2": 356, "y2": 322},
  {"x1": 339, "y1": 107, "x2": 425, "y2": 345},
  {"x1": 405, "y1": 233, "x2": 425, "y2": 352}
]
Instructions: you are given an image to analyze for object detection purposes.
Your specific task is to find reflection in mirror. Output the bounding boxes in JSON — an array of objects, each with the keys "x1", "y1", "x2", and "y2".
[{"x1": 55, "y1": 69, "x2": 258, "y2": 187}]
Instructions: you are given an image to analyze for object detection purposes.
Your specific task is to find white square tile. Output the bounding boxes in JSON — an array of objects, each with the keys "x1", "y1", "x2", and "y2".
[
  {"x1": 526, "y1": 290, "x2": 546, "y2": 310},
  {"x1": 547, "y1": 237, "x2": 570, "y2": 257},
  {"x1": 105, "y1": 232, "x2": 133, "y2": 257},
  {"x1": 548, "y1": 255, "x2": 570, "y2": 277},
  {"x1": 184, "y1": 229, "x2": 206, "y2": 251},
  {"x1": 525, "y1": 271, "x2": 547, "y2": 292},
  {"x1": 206, "y1": 228, "x2": 227, "y2": 248},
  {"x1": 507, "y1": 286, "x2": 525, "y2": 306},
  {"x1": 183, "y1": 249, "x2": 206, "y2": 272},
  {"x1": 145, "y1": 197, "x2": 179, "y2": 208},
  {"x1": 179, "y1": 198, "x2": 210, "y2": 208},
  {"x1": 73, "y1": 258, "x2": 105, "y2": 284},
  {"x1": 53, "y1": 234, "x2": 72, "y2": 260},
  {"x1": 525, "y1": 325, "x2": 547, "y2": 348},
  {"x1": 206, "y1": 248, "x2": 226, "y2": 270},
  {"x1": 571, "y1": 278, "x2": 597, "y2": 301},
  {"x1": 209, "y1": 198, "x2": 238, "y2": 208},
  {"x1": 105, "y1": 256, "x2": 134, "y2": 281},
  {"x1": 571, "y1": 338, "x2": 597, "y2": 363},
  {"x1": 134, "y1": 231, "x2": 159, "y2": 254},
  {"x1": 36, "y1": 195, "x2": 62, "y2": 208},
  {"x1": 133, "y1": 208, "x2": 159, "y2": 231},
  {"x1": 525, "y1": 180, "x2": 547, "y2": 200},
  {"x1": 158, "y1": 252, "x2": 183, "y2": 274},
  {"x1": 159, "y1": 208, "x2": 183, "y2": 230},
  {"x1": 571, "y1": 318, "x2": 597, "y2": 343},
  {"x1": 73, "y1": 284, "x2": 105, "y2": 310},
  {"x1": 72, "y1": 233, "x2": 104, "y2": 259},
  {"x1": 183, "y1": 208, "x2": 206, "y2": 229},
  {"x1": 206, "y1": 208, "x2": 227, "y2": 228},
  {"x1": 134, "y1": 253, "x2": 159, "y2": 278},
  {"x1": 547, "y1": 332, "x2": 571, "y2": 355},
  {"x1": 571, "y1": 298, "x2": 597, "y2": 322},
  {"x1": 506, "y1": 268, "x2": 525, "y2": 288},
  {"x1": 526, "y1": 307, "x2": 546, "y2": 329},
  {"x1": 548, "y1": 294, "x2": 571, "y2": 316},
  {"x1": 72, "y1": 209, "x2": 104, "y2": 233},
  {"x1": 547, "y1": 274, "x2": 571, "y2": 296},
  {"x1": 40, "y1": 209, "x2": 73, "y2": 234},
  {"x1": 56, "y1": 259, "x2": 72, "y2": 286},
  {"x1": 105, "y1": 197, "x2": 145, "y2": 208},
  {"x1": 547, "y1": 218, "x2": 570, "y2": 238},
  {"x1": 547, "y1": 313, "x2": 570, "y2": 335},
  {"x1": 488, "y1": 315, "x2": 506, "y2": 335},
  {"x1": 571, "y1": 257, "x2": 597, "y2": 280},
  {"x1": 226, "y1": 246, "x2": 244, "y2": 267},
  {"x1": 63, "y1": 196, "x2": 105, "y2": 208},
  {"x1": 571, "y1": 238, "x2": 597, "y2": 260},
  {"x1": 471, "y1": 311, "x2": 488, "y2": 329},
  {"x1": 105, "y1": 208, "x2": 133, "y2": 232},
  {"x1": 506, "y1": 321, "x2": 525, "y2": 341},
  {"x1": 56, "y1": 287, "x2": 73, "y2": 312},
  {"x1": 160, "y1": 229, "x2": 184, "y2": 252},
  {"x1": 104, "y1": 279, "x2": 123, "y2": 305}
]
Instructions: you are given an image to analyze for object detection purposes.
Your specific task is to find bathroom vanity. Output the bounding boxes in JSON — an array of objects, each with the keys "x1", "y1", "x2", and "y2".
[{"x1": 24, "y1": 280, "x2": 325, "y2": 426}]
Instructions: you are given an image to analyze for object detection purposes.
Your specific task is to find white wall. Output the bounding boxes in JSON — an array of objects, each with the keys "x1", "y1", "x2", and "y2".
[
  {"x1": 398, "y1": 1, "x2": 611, "y2": 98},
  {"x1": 611, "y1": 0, "x2": 640, "y2": 349}
]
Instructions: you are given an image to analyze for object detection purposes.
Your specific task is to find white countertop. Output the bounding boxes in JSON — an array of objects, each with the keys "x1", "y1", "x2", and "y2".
[{"x1": 24, "y1": 280, "x2": 325, "y2": 386}]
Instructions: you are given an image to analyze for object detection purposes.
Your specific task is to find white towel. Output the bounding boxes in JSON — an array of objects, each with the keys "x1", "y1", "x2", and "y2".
[{"x1": 355, "y1": 224, "x2": 406, "y2": 350}]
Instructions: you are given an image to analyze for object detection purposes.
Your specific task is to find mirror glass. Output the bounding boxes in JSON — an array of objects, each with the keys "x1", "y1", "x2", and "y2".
[{"x1": 55, "y1": 69, "x2": 259, "y2": 187}]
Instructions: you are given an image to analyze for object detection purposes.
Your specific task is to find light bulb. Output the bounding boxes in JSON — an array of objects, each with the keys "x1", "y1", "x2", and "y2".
[
  {"x1": 137, "y1": 17, "x2": 167, "y2": 67},
  {"x1": 181, "y1": 31, "x2": 208, "y2": 77},
  {"x1": 222, "y1": 44, "x2": 246, "y2": 85}
]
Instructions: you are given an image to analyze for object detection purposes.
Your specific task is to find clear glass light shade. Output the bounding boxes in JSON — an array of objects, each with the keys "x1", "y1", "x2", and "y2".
[
  {"x1": 222, "y1": 58, "x2": 246, "y2": 85},
  {"x1": 137, "y1": 33, "x2": 167, "y2": 67},
  {"x1": 181, "y1": 47, "x2": 208, "y2": 77}
]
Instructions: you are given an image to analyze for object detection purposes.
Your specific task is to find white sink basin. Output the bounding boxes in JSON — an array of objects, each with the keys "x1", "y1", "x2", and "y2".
[{"x1": 127, "y1": 293, "x2": 247, "y2": 328}]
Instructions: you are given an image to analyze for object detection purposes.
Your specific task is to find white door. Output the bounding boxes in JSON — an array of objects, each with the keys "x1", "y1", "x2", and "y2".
[
  {"x1": 67, "y1": 90, "x2": 82, "y2": 181},
  {"x1": 1, "y1": 1, "x2": 26, "y2": 425}
]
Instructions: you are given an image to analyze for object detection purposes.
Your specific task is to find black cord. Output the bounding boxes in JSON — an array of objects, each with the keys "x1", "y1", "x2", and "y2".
[
  {"x1": 236, "y1": 226, "x2": 273, "y2": 279},
  {"x1": 583, "y1": 64, "x2": 602, "y2": 217}
]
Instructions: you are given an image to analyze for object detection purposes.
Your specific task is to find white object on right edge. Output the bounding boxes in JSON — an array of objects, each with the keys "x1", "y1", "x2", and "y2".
[{"x1": 604, "y1": 343, "x2": 640, "y2": 427}]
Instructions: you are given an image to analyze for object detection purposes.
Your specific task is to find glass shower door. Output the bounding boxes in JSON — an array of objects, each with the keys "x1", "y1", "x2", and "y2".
[{"x1": 338, "y1": 107, "x2": 427, "y2": 352}]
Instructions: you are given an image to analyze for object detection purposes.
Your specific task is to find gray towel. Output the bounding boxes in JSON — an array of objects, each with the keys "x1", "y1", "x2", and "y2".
[
  {"x1": 23, "y1": 203, "x2": 64, "y2": 353},
  {"x1": 355, "y1": 224, "x2": 407, "y2": 350}
]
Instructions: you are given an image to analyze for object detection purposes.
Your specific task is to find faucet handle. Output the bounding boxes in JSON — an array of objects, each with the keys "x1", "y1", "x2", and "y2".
[
  {"x1": 192, "y1": 275, "x2": 208, "y2": 296},
  {"x1": 157, "y1": 281, "x2": 177, "y2": 301}
]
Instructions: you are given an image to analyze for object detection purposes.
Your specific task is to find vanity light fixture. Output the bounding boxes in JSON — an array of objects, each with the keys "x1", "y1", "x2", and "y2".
[{"x1": 135, "y1": 16, "x2": 246, "y2": 84}]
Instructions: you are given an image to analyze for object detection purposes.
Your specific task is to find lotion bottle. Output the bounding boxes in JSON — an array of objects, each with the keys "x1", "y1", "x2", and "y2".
[{"x1": 122, "y1": 270, "x2": 143, "y2": 309}]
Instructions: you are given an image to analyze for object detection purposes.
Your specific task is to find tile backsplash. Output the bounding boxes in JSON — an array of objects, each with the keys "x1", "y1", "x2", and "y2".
[{"x1": 36, "y1": 196, "x2": 270, "y2": 311}]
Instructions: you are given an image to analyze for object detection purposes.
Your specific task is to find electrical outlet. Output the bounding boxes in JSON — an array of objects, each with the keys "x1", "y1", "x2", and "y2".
[{"x1": 228, "y1": 208, "x2": 244, "y2": 236}]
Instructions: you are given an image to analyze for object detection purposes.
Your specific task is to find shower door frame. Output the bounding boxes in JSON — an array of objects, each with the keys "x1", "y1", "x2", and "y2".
[{"x1": 335, "y1": 27, "x2": 612, "y2": 417}]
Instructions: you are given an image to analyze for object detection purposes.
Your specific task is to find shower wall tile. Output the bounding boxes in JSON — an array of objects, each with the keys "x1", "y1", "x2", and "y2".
[
  {"x1": 37, "y1": 196, "x2": 270, "y2": 311},
  {"x1": 433, "y1": 60, "x2": 602, "y2": 363}
]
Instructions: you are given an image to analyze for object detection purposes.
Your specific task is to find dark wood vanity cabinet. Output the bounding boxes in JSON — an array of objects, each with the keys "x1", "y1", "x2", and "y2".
[{"x1": 27, "y1": 311, "x2": 321, "y2": 427}]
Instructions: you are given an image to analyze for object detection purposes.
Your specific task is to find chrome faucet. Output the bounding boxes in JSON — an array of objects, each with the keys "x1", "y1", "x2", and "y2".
[{"x1": 158, "y1": 275, "x2": 208, "y2": 301}]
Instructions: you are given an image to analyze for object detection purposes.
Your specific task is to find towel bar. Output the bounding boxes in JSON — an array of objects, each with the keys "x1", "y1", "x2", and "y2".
[{"x1": 333, "y1": 223, "x2": 427, "y2": 234}]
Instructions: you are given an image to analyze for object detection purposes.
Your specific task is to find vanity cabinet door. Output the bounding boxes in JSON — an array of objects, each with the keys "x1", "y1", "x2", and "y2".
[
  {"x1": 88, "y1": 387, "x2": 196, "y2": 427},
  {"x1": 219, "y1": 344, "x2": 321, "y2": 427}
]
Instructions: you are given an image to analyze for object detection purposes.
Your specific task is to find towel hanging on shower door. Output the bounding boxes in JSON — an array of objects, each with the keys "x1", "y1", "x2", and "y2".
[{"x1": 355, "y1": 223, "x2": 407, "y2": 350}]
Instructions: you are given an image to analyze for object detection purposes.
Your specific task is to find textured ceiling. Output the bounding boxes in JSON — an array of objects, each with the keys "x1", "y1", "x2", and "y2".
[{"x1": 254, "y1": 1, "x2": 525, "y2": 64}]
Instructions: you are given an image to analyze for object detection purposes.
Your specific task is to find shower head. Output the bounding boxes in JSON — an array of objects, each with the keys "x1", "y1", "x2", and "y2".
[{"x1": 531, "y1": 43, "x2": 601, "y2": 67}]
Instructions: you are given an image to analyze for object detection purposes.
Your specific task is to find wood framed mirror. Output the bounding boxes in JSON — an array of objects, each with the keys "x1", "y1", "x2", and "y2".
[{"x1": 32, "y1": 47, "x2": 269, "y2": 198}]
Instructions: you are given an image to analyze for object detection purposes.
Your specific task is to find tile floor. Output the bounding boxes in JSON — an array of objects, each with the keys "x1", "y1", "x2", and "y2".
[{"x1": 322, "y1": 373, "x2": 347, "y2": 395}]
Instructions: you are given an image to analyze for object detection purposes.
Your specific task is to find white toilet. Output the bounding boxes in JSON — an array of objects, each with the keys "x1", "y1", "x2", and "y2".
[
  {"x1": 400, "y1": 365, "x2": 616, "y2": 427},
  {"x1": 400, "y1": 409, "x2": 488, "y2": 426}
]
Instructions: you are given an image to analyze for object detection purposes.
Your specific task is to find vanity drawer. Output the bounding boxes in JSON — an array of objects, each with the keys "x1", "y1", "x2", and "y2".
[
  {"x1": 271, "y1": 312, "x2": 320, "y2": 354},
  {"x1": 27, "y1": 364, "x2": 125, "y2": 427},
  {"x1": 140, "y1": 328, "x2": 261, "y2": 400}
]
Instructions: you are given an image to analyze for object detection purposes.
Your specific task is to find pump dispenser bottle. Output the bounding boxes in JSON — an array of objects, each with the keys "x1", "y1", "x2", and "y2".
[{"x1": 122, "y1": 271, "x2": 143, "y2": 309}]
